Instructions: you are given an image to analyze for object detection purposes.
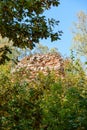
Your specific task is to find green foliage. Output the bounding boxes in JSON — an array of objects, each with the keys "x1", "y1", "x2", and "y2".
[
  {"x1": 0, "y1": 0, "x2": 62, "y2": 49},
  {"x1": 0, "y1": 64, "x2": 43, "y2": 130},
  {"x1": 41, "y1": 78, "x2": 87, "y2": 130},
  {"x1": 0, "y1": 58, "x2": 87, "y2": 130}
]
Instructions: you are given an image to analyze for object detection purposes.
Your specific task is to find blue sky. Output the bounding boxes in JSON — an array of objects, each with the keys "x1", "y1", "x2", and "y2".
[{"x1": 40, "y1": 0, "x2": 87, "y2": 57}]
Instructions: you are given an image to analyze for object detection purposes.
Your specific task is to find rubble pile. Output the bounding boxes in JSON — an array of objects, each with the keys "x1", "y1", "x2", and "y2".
[{"x1": 14, "y1": 53, "x2": 64, "y2": 80}]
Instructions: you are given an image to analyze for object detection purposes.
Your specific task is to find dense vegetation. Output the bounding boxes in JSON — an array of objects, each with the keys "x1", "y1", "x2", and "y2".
[{"x1": 0, "y1": 55, "x2": 87, "y2": 130}]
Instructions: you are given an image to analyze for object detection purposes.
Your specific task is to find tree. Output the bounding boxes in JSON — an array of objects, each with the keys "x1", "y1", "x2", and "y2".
[
  {"x1": 33, "y1": 43, "x2": 49, "y2": 54},
  {"x1": 31, "y1": 43, "x2": 59, "y2": 54},
  {"x1": 0, "y1": 0, "x2": 62, "y2": 50},
  {"x1": 72, "y1": 11, "x2": 87, "y2": 58}
]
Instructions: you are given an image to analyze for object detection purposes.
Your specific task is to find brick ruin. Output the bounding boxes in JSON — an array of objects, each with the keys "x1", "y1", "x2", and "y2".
[{"x1": 13, "y1": 53, "x2": 65, "y2": 81}]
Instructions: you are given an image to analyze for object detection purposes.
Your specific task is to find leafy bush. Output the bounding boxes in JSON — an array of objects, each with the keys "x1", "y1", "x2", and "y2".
[{"x1": 41, "y1": 81, "x2": 87, "y2": 130}]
